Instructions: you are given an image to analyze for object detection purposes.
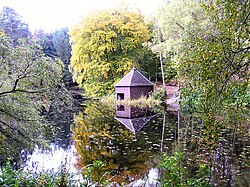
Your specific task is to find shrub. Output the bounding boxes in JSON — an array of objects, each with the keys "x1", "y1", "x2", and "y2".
[
  {"x1": 149, "y1": 88, "x2": 166, "y2": 101},
  {"x1": 159, "y1": 152, "x2": 210, "y2": 187}
]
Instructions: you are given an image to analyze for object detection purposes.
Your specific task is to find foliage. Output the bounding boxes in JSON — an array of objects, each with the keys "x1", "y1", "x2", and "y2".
[
  {"x1": 34, "y1": 28, "x2": 73, "y2": 85},
  {"x1": 0, "y1": 6, "x2": 30, "y2": 41},
  {"x1": 177, "y1": 3, "x2": 250, "y2": 185},
  {"x1": 99, "y1": 93, "x2": 116, "y2": 108},
  {"x1": 159, "y1": 152, "x2": 210, "y2": 187},
  {"x1": 34, "y1": 30, "x2": 57, "y2": 58},
  {"x1": 70, "y1": 6, "x2": 153, "y2": 98},
  {"x1": 138, "y1": 37, "x2": 161, "y2": 82},
  {"x1": 153, "y1": 0, "x2": 206, "y2": 82},
  {"x1": 100, "y1": 92, "x2": 162, "y2": 108},
  {"x1": 0, "y1": 35, "x2": 72, "y2": 159},
  {"x1": 52, "y1": 28, "x2": 73, "y2": 85},
  {"x1": 0, "y1": 159, "x2": 108, "y2": 186},
  {"x1": 117, "y1": 96, "x2": 162, "y2": 108},
  {"x1": 149, "y1": 88, "x2": 166, "y2": 101},
  {"x1": 81, "y1": 160, "x2": 109, "y2": 186},
  {"x1": 34, "y1": 28, "x2": 73, "y2": 81},
  {"x1": 180, "y1": 0, "x2": 250, "y2": 114}
]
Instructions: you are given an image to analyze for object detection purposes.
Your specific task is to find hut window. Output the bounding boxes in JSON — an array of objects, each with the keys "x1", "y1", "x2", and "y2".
[
  {"x1": 117, "y1": 105, "x2": 125, "y2": 111},
  {"x1": 117, "y1": 93, "x2": 124, "y2": 101}
]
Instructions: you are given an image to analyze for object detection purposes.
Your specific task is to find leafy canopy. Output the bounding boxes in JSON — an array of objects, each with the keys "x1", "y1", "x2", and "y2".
[
  {"x1": 70, "y1": 7, "x2": 151, "y2": 97},
  {"x1": 34, "y1": 28, "x2": 73, "y2": 85},
  {"x1": 153, "y1": 0, "x2": 206, "y2": 81},
  {"x1": 0, "y1": 6, "x2": 30, "y2": 40},
  {"x1": 180, "y1": 0, "x2": 250, "y2": 114},
  {"x1": 0, "y1": 35, "x2": 71, "y2": 155}
]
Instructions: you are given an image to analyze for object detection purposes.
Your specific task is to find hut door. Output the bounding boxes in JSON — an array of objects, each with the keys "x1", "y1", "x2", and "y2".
[{"x1": 117, "y1": 93, "x2": 124, "y2": 101}]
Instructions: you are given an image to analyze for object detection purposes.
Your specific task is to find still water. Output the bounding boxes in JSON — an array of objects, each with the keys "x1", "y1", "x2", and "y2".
[{"x1": 24, "y1": 101, "x2": 250, "y2": 186}]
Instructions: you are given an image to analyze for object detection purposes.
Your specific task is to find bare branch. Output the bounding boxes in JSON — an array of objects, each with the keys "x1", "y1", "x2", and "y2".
[
  {"x1": 0, "y1": 108, "x2": 36, "y2": 122},
  {"x1": 0, "y1": 120, "x2": 27, "y2": 138},
  {"x1": 0, "y1": 88, "x2": 45, "y2": 96},
  {"x1": 232, "y1": 46, "x2": 250, "y2": 54},
  {"x1": 175, "y1": 22, "x2": 185, "y2": 30}
]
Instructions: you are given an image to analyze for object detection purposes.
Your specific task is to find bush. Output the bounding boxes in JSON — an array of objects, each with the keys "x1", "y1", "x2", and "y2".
[
  {"x1": 149, "y1": 88, "x2": 166, "y2": 101},
  {"x1": 0, "y1": 160, "x2": 109, "y2": 187},
  {"x1": 159, "y1": 152, "x2": 210, "y2": 187}
]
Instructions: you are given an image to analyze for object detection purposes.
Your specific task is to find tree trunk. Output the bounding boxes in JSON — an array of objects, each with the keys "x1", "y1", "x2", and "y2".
[{"x1": 157, "y1": 27, "x2": 166, "y2": 93}]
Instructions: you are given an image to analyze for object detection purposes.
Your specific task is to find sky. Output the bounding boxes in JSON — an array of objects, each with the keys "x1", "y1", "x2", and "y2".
[{"x1": 0, "y1": 0, "x2": 162, "y2": 33}]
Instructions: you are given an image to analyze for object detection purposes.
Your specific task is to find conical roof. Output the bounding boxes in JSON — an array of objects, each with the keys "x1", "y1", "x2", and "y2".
[{"x1": 115, "y1": 67, "x2": 153, "y2": 87}]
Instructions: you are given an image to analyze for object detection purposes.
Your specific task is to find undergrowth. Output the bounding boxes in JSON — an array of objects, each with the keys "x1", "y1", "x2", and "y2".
[{"x1": 100, "y1": 89, "x2": 166, "y2": 108}]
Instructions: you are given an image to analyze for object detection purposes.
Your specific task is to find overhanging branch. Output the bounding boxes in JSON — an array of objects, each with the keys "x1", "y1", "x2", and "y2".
[
  {"x1": 0, "y1": 88, "x2": 45, "y2": 96},
  {"x1": 0, "y1": 108, "x2": 36, "y2": 122},
  {"x1": 0, "y1": 120, "x2": 26, "y2": 138}
]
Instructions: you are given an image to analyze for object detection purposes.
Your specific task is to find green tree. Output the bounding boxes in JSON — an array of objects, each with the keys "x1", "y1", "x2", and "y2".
[
  {"x1": 34, "y1": 28, "x2": 73, "y2": 85},
  {"x1": 0, "y1": 35, "x2": 71, "y2": 158},
  {"x1": 0, "y1": 6, "x2": 30, "y2": 41},
  {"x1": 159, "y1": 152, "x2": 210, "y2": 187},
  {"x1": 34, "y1": 29, "x2": 56, "y2": 58},
  {"x1": 70, "y1": 7, "x2": 152, "y2": 97},
  {"x1": 180, "y1": 0, "x2": 250, "y2": 113},
  {"x1": 154, "y1": 0, "x2": 206, "y2": 82},
  {"x1": 52, "y1": 28, "x2": 72, "y2": 85}
]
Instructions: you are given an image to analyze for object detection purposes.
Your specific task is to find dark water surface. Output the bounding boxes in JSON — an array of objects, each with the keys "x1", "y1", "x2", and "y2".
[{"x1": 24, "y1": 101, "x2": 250, "y2": 186}]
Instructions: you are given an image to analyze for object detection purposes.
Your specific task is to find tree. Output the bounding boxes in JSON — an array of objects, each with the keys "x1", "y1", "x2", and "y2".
[
  {"x1": 0, "y1": 35, "x2": 71, "y2": 157},
  {"x1": 154, "y1": 0, "x2": 206, "y2": 82},
  {"x1": 0, "y1": 6, "x2": 30, "y2": 41},
  {"x1": 34, "y1": 28, "x2": 73, "y2": 85},
  {"x1": 33, "y1": 29, "x2": 56, "y2": 58},
  {"x1": 180, "y1": 0, "x2": 250, "y2": 113},
  {"x1": 70, "y1": 7, "x2": 152, "y2": 97},
  {"x1": 52, "y1": 28, "x2": 73, "y2": 85}
]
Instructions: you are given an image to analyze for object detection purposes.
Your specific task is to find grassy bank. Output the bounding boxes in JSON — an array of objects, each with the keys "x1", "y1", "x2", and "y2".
[{"x1": 100, "y1": 88, "x2": 166, "y2": 108}]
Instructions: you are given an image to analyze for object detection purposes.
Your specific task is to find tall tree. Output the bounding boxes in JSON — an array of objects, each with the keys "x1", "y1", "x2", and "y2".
[
  {"x1": 0, "y1": 6, "x2": 30, "y2": 40},
  {"x1": 0, "y1": 7, "x2": 72, "y2": 161},
  {"x1": 52, "y1": 28, "x2": 72, "y2": 85},
  {"x1": 70, "y1": 7, "x2": 152, "y2": 97},
  {"x1": 180, "y1": 0, "x2": 250, "y2": 113},
  {"x1": 33, "y1": 29, "x2": 56, "y2": 58},
  {"x1": 154, "y1": 0, "x2": 206, "y2": 82},
  {"x1": 0, "y1": 35, "x2": 71, "y2": 157},
  {"x1": 34, "y1": 28, "x2": 73, "y2": 85}
]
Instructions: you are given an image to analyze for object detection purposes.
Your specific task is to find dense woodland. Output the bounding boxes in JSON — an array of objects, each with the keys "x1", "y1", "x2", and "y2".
[{"x1": 0, "y1": 0, "x2": 249, "y2": 186}]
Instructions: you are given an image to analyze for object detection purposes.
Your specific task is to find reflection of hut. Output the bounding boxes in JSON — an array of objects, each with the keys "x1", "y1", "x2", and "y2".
[
  {"x1": 115, "y1": 105, "x2": 155, "y2": 133},
  {"x1": 115, "y1": 115, "x2": 155, "y2": 134},
  {"x1": 116, "y1": 105, "x2": 152, "y2": 118},
  {"x1": 114, "y1": 67, "x2": 154, "y2": 101}
]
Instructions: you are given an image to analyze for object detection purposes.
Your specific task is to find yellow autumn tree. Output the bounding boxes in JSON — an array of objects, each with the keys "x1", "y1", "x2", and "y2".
[{"x1": 70, "y1": 7, "x2": 151, "y2": 97}]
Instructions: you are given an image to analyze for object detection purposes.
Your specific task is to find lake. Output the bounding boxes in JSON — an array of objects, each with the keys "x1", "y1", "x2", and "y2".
[{"x1": 24, "y1": 101, "x2": 250, "y2": 186}]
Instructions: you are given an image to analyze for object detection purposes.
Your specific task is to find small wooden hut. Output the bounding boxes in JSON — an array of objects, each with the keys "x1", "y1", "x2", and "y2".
[{"x1": 114, "y1": 67, "x2": 154, "y2": 101}]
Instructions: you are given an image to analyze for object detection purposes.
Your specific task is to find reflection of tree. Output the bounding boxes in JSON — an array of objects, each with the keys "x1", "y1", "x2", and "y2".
[
  {"x1": 177, "y1": 113, "x2": 250, "y2": 186},
  {"x1": 72, "y1": 102, "x2": 172, "y2": 184}
]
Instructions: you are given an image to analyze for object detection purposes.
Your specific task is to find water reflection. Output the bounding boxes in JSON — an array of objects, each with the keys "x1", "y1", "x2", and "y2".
[
  {"x1": 115, "y1": 105, "x2": 156, "y2": 134},
  {"x1": 19, "y1": 100, "x2": 249, "y2": 186},
  {"x1": 178, "y1": 114, "x2": 250, "y2": 186},
  {"x1": 24, "y1": 144, "x2": 77, "y2": 173},
  {"x1": 72, "y1": 102, "x2": 177, "y2": 185},
  {"x1": 23, "y1": 100, "x2": 82, "y2": 173}
]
